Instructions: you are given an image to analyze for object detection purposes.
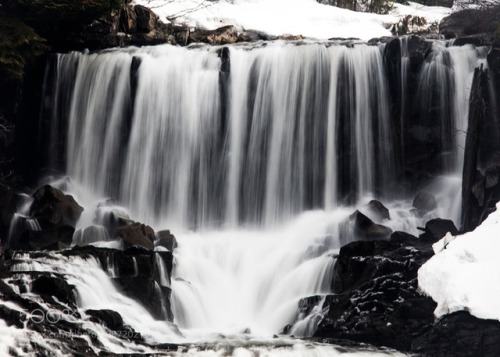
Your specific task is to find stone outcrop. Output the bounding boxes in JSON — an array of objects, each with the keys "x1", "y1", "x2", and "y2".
[{"x1": 301, "y1": 226, "x2": 500, "y2": 355}]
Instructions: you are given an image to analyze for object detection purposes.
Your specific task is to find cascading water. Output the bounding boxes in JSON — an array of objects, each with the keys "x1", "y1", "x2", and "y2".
[
  {"x1": 28, "y1": 39, "x2": 493, "y2": 355},
  {"x1": 46, "y1": 42, "x2": 396, "y2": 229}
]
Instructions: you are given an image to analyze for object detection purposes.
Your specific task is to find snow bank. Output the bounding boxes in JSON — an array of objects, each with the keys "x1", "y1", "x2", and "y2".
[
  {"x1": 418, "y1": 203, "x2": 500, "y2": 321},
  {"x1": 134, "y1": 0, "x2": 452, "y2": 41}
]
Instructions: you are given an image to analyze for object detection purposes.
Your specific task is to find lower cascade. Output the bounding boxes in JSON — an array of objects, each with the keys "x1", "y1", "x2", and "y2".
[{"x1": 2, "y1": 36, "x2": 499, "y2": 356}]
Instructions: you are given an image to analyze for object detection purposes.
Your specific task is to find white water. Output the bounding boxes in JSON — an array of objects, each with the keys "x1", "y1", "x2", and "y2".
[
  {"x1": 49, "y1": 42, "x2": 397, "y2": 229},
  {"x1": 417, "y1": 42, "x2": 489, "y2": 172}
]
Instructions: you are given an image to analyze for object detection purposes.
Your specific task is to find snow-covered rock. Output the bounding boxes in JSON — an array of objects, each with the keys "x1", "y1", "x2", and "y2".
[
  {"x1": 418, "y1": 202, "x2": 500, "y2": 321},
  {"x1": 134, "y1": 0, "x2": 452, "y2": 41}
]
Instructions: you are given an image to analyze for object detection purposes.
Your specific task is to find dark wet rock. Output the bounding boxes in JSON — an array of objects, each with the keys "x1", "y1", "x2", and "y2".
[
  {"x1": 411, "y1": 0, "x2": 453, "y2": 7},
  {"x1": 364, "y1": 200, "x2": 390, "y2": 222},
  {"x1": 309, "y1": 235, "x2": 436, "y2": 351},
  {"x1": 19, "y1": 224, "x2": 75, "y2": 250},
  {"x1": 86, "y1": 309, "x2": 124, "y2": 331},
  {"x1": 63, "y1": 246, "x2": 173, "y2": 320},
  {"x1": 418, "y1": 218, "x2": 458, "y2": 243},
  {"x1": 156, "y1": 230, "x2": 178, "y2": 252},
  {"x1": 411, "y1": 311, "x2": 500, "y2": 356},
  {"x1": 412, "y1": 191, "x2": 437, "y2": 214},
  {"x1": 32, "y1": 275, "x2": 76, "y2": 305},
  {"x1": 189, "y1": 25, "x2": 239, "y2": 45},
  {"x1": 30, "y1": 185, "x2": 83, "y2": 227},
  {"x1": 115, "y1": 222, "x2": 155, "y2": 250},
  {"x1": 0, "y1": 185, "x2": 17, "y2": 228},
  {"x1": 350, "y1": 210, "x2": 393, "y2": 240}
]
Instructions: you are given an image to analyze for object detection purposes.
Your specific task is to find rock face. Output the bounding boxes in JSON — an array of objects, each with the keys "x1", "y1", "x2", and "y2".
[
  {"x1": 64, "y1": 246, "x2": 174, "y2": 321},
  {"x1": 0, "y1": 245, "x2": 177, "y2": 355},
  {"x1": 305, "y1": 228, "x2": 500, "y2": 354},
  {"x1": 312, "y1": 233, "x2": 436, "y2": 351},
  {"x1": 440, "y1": 7, "x2": 500, "y2": 38},
  {"x1": 412, "y1": 311, "x2": 500, "y2": 356}
]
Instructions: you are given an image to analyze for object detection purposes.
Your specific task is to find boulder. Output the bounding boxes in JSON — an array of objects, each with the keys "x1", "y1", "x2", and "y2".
[
  {"x1": 156, "y1": 230, "x2": 178, "y2": 252},
  {"x1": 440, "y1": 7, "x2": 500, "y2": 38},
  {"x1": 32, "y1": 275, "x2": 76, "y2": 305},
  {"x1": 418, "y1": 218, "x2": 458, "y2": 243},
  {"x1": 351, "y1": 210, "x2": 393, "y2": 240},
  {"x1": 115, "y1": 222, "x2": 154, "y2": 250},
  {"x1": 412, "y1": 191, "x2": 437, "y2": 214},
  {"x1": 188, "y1": 25, "x2": 239, "y2": 45},
  {"x1": 364, "y1": 200, "x2": 390, "y2": 222},
  {"x1": 134, "y1": 5, "x2": 158, "y2": 33},
  {"x1": 30, "y1": 185, "x2": 83, "y2": 227},
  {"x1": 86, "y1": 309, "x2": 125, "y2": 331}
]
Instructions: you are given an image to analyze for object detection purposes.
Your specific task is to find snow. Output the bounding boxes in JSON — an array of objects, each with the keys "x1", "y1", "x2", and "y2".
[
  {"x1": 134, "y1": 0, "x2": 452, "y2": 41},
  {"x1": 418, "y1": 202, "x2": 500, "y2": 321}
]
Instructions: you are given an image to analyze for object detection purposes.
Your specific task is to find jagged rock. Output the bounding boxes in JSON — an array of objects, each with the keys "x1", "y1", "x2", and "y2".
[
  {"x1": 120, "y1": 5, "x2": 137, "y2": 33},
  {"x1": 418, "y1": 218, "x2": 458, "y2": 243},
  {"x1": 351, "y1": 210, "x2": 393, "y2": 240},
  {"x1": 32, "y1": 275, "x2": 76, "y2": 305},
  {"x1": 134, "y1": 5, "x2": 158, "y2": 33},
  {"x1": 189, "y1": 25, "x2": 239, "y2": 45},
  {"x1": 311, "y1": 236, "x2": 436, "y2": 351},
  {"x1": 115, "y1": 222, "x2": 155, "y2": 250},
  {"x1": 30, "y1": 185, "x2": 83, "y2": 227},
  {"x1": 412, "y1": 191, "x2": 437, "y2": 214},
  {"x1": 156, "y1": 230, "x2": 177, "y2": 252}
]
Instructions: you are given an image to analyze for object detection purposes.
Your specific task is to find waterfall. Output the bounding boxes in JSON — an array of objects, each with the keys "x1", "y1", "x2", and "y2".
[
  {"x1": 416, "y1": 43, "x2": 489, "y2": 172},
  {"x1": 32, "y1": 40, "x2": 494, "y2": 353},
  {"x1": 45, "y1": 42, "x2": 398, "y2": 229}
]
